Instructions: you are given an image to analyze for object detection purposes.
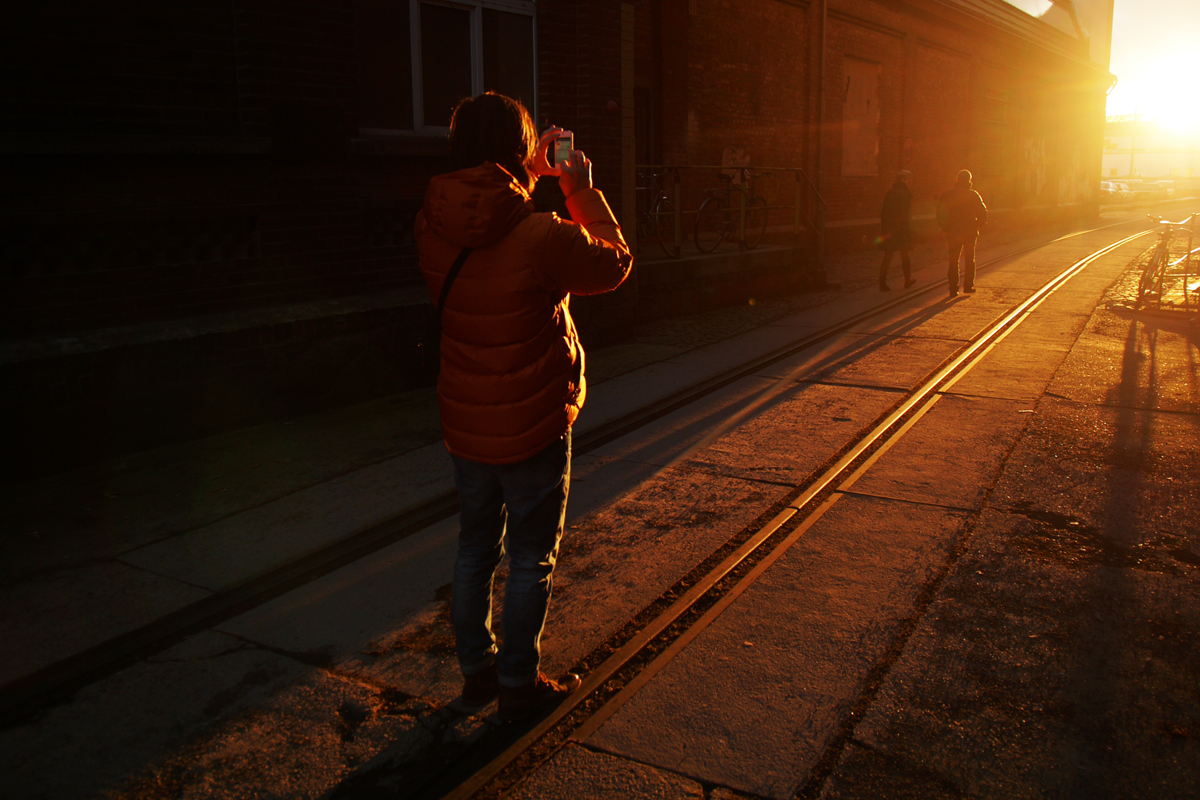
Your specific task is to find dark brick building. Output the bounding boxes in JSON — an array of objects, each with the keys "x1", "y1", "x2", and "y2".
[
  {"x1": 1, "y1": 0, "x2": 1112, "y2": 477},
  {"x1": 642, "y1": 0, "x2": 1113, "y2": 247}
]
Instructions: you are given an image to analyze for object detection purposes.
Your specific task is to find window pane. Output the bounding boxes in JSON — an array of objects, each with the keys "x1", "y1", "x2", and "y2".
[
  {"x1": 355, "y1": 0, "x2": 413, "y2": 129},
  {"x1": 421, "y1": 3, "x2": 472, "y2": 127},
  {"x1": 482, "y1": 9, "x2": 534, "y2": 111}
]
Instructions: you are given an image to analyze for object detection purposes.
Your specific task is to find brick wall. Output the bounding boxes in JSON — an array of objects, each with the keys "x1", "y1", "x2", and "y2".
[
  {"x1": 536, "y1": 0, "x2": 627, "y2": 210},
  {"x1": 1, "y1": 0, "x2": 437, "y2": 337},
  {"x1": 536, "y1": 0, "x2": 636, "y2": 343},
  {"x1": 2, "y1": 2, "x2": 242, "y2": 140},
  {"x1": 656, "y1": 0, "x2": 1108, "y2": 232},
  {"x1": 669, "y1": 0, "x2": 811, "y2": 214},
  {"x1": 0, "y1": 0, "x2": 635, "y2": 478},
  {"x1": 0, "y1": 0, "x2": 1109, "y2": 478}
]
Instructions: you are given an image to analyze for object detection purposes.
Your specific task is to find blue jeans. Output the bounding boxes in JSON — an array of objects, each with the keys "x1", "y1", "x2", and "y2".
[
  {"x1": 947, "y1": 234, "x2": 978, "y2": 291},
  {"x1": 450, "y1": 432, "x2": 570, "y2": 688}
]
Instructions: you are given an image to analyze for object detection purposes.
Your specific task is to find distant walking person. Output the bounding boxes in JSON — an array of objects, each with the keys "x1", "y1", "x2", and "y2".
[
  {"x1": 878, "y1": 169, "x2": 915, "y2": 291},
  {"x1": 937, "y1": 169, "x2": 988, "y2": 297},
  {"x1": 416, "y1": 93, "x2": 633, "y2": 721}
]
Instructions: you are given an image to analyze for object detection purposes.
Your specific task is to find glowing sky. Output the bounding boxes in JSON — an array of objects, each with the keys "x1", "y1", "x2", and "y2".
[{"x1": 1106, "y1": 0, "x2": 1200, "y2": 136}]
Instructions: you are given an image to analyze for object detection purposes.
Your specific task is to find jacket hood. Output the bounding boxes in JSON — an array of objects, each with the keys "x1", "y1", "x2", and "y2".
[{"x1": 422, "y1": 163, "x2": 534, "y2": 248}]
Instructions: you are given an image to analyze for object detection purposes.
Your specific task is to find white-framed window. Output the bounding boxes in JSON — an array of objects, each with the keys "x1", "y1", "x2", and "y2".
[{"x1": 357, "y1": 0, "x2": 536, "y2": 135}]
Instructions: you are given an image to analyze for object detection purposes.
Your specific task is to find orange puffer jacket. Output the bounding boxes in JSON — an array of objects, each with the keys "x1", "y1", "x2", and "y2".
[{"x1": 416, "y1": 163, "x2": 633, "y2": 464}]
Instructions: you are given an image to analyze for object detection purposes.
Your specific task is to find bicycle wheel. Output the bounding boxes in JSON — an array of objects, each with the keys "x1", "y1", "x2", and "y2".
[
  {"x1": 743, "y1": 196, "x2": 768, "y2": 250},
  {"x1": 694, "y1": 197, "x2": 726, "y2": 253},
  {"x1": 1137, "y1": 252, "x2": 1162, "y2": 306},
  {"x1": 651, "y1": 197, "x2": 678, "y2": 258}
]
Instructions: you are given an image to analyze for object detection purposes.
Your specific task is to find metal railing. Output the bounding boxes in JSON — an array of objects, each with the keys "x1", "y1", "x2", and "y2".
[{"x1": 634, "y1": 164, "x2": 827, "y2": 269}]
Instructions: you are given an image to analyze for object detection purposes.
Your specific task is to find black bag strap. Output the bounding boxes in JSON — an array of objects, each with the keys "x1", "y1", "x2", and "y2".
[{"x1": 435, "y1": 247, "x2": 474, "y2": 317}]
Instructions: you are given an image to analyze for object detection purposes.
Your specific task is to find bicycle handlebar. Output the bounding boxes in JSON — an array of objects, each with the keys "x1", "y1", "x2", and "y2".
[{"x1": 1149, "y1": 213, "x2": 1197, "y2": 228}]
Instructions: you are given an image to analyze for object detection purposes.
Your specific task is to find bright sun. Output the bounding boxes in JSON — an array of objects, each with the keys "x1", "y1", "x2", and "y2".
[{"x1": 1114, "y1": 48, "x2": 1200, "y2": 138}]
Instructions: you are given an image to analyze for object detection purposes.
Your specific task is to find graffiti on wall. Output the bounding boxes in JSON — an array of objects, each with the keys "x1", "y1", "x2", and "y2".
[
  {"x1": 1058, "y1": 144, "x2": 1092, "y2": 204},
  {"x1": 1022, "y1": 135, "x2": 1048, "y2": 199}
]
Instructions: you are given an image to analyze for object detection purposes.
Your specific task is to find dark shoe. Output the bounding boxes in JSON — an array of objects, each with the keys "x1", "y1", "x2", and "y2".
[
  {"x1": 963, "y1": 285, "x2": 976, "y2": 293},
  {"x1": 904, "y1": 278, "x2": 916, "y2": 289},
  {"x1": 879, "y1": 283, "x2": 891, "y2": 292},
  {"x1": 460, "y1": 663, "x2": 498, "y2": 709},
  {"x1": 949, "y1": 287, "x2": 958, "y2": 297},
  {"x1": 498, "y1": 672, "x2": 581, "y2": 722}
]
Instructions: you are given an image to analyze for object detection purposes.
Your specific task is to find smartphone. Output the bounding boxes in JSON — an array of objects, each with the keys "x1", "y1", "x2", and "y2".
[{"x1": 553, "y1": 132, "x2": 573, "y2": 167}]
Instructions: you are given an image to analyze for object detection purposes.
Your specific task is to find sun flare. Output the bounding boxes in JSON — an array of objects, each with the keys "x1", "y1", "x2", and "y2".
[{"x1": 1113, "y1": 47, "x2": 1200, "y2": 140}]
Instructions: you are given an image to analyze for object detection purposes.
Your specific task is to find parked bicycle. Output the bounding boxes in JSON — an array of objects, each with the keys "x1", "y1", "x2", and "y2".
[
  {"x1": 1137, "y1": 213, "x2": 1198, "y2": 308},
  {"x1": 635, "y1": 170, "x2": 679, "y2": 259},
  {"x1": 694, "y1": 168, "x2": 771, "y2": 253}
]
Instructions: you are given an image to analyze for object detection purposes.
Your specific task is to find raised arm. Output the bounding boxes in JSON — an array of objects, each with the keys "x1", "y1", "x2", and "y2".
[{"x1": 539, "y1": 148, "x2": 633, "y2": 296}]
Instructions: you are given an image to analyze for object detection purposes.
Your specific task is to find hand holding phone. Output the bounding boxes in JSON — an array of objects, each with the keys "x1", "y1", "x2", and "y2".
[
  {"x1": 534, "y1": 126, "x2": 591, "y2": 196},
  {"x1": 552, "y1": 131, "x2": 574, "y2": 168},
  {"x1": 534, "y1": 126, "x2": 566, "y2": 177}
]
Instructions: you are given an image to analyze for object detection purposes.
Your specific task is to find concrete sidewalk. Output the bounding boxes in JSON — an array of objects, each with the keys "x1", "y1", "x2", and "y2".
[
  {"x1": 0, "y1": 213, "x2": 1181, "y2": 667},
  {"x1": 2, "y1": 209, "x2": 1197, "y2": 800},
  {"x1": 0, "y1": 215, "x2": 1168, "y2": 696},
  {"x1": 491, "y1": 219, "x2": 1200, "y2": 800},
  {"x1": 0, "y1": 234, "x2": 929, "y2": 692}
]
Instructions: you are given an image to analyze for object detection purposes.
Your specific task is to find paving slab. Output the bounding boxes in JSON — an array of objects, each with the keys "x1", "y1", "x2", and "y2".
[
  {"x1": 659, "y1": 321, "x2": 828, "y2": 371},
  {"x1": 0, "y1": 388, "x2": 443, "y2": 583},
  {"x1": 508, "y1": 743, "x2": 705, "y2": 800},
  {"x1": 843, "y1": 294, "x2": 989, "y2": 342},
  {"x1": 846, "y1": 393, "x2": 1031, "y2": 511},
  {"x1": 548, "y1": 466, "x2": 794, "y2": 673},
  {"x1": 1, "y1": 631, "x2": 310, "y2": 799},
  {"x1": 217, "y1": 516, "x2": 462, "y2": 700},
  {"x1": 680, "y1": 382, "x2": 901, "y2": 486},
  {"x1": 1049, "y1": 307, "x2": 1200, "y2": 416},
  {"x1": 986, "y1": 395, "x2": 1200, "y2": 547},
  {"x1": 815, "y1": 232, "x2": 1200, "y2": 799},
  {"x1": 0, "y1": 562, "x2": 210, "y2": 687},
  {"x1": 757, "y1": 322, "x2": 966, "y2": 391},
  {"x1": 120, "y1": 442, "x2": 455, "y2": 591},
  {"x1": 807, "y1": 333, "x2": 964, "y2": 391},
  {"x1": 584, "y1": 495, "x2": 970, "y2": 800},
  {"x1": 582, "y1": 375, "x2": 782, "y2": 471},
  {"x1": 943, "y1": 320, "x2": 1079, "y2": 403},
  {"x1": 105, "y1": 664, "x2": 466, "y2": 800},
  {"x1": 832, "y1": 503, "x2": 1200, "y2": 800}
]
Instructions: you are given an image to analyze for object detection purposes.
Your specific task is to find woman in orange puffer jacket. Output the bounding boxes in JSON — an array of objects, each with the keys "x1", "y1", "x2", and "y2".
[{"x1": 416, "y1": 92, "x2": 632, "y2": 720}]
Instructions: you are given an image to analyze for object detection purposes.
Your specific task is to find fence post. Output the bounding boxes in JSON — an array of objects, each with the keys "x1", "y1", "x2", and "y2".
[
  {"x1": 816, "y1": 199, "x2": 826, "y2": 285},
  {"x1": 672, "y1": 168, "x2": 682, "y2": 258},
  {"x1": 738, "y1": 168, "x2": 748, "y2": 251},
  {"x1": 794, "y1": 171, "x2": 803, "y2": 253}
]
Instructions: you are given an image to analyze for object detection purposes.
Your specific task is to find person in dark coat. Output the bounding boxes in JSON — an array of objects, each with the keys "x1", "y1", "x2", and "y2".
[
  {"x1": 936, "y1": 168, "x2": 988, "y2": 296},
  {"x1": 878, "y1": 169, "x2": 915, "y2": 291}
]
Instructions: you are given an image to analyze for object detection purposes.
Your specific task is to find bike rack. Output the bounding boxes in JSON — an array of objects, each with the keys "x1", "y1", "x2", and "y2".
[
  {"x1": 1142, "y1": 214, "x2": 1198, "y2": 312},
  {"x1": 634, "y1": 164, "x2": 827, "y2": 275}
]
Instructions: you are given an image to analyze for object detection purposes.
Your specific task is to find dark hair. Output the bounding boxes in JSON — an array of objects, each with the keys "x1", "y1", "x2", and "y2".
[{"x1": 448, "y1": 92, "x2": 538, "y2": 189}]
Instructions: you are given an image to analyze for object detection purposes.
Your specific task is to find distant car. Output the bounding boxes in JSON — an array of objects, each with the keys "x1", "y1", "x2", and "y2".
[
  {"x1": 1123, "y1": 180, "x2": 1159, "y2": 203},
  {"x1": 1100, "y1": 181, "x2": 1130, "y2": 203},
  {"x1": 1154, "y1": 180, "x2": 1175, "y2": 198}
]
